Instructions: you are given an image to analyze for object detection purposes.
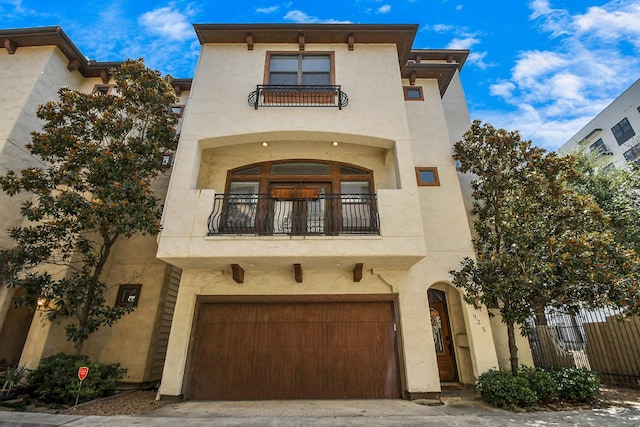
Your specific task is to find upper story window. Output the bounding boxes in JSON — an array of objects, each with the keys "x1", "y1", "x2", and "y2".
[
  {"x1": 623, "y1": 144, "x2": 640, "y2": 165},
  {"x1": 93, "y1": 84, "x2": 114, "y2": 95},
  {"x1": 612, "y1": 117, "x2": 635, "y2": 145},
  {"x1": 403, "y1": 86, "x2": 424, "y2": 101},
  {"x1": 415, "y1": 167, "x2": 440, "y2": 186},
  {"x1": 589, "y1": 138, "x2": 607, "y2": 156},
  {"x1": 266, "y1": 53, "x2": 333, "y2": 85}
]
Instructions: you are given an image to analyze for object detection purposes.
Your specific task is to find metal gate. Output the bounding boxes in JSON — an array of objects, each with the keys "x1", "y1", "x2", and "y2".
[{"x1": 528, "y1": 308, "x2": 640, "y2": 388}]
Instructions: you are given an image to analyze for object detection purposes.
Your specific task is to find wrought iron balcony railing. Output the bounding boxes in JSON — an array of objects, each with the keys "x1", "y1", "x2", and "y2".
[
  {"x1": 247, "y1": 85, "x2": 349, "y2": 109},
  {"x1": 208, "y1": 193, "x2": 379, "y2": 236}
]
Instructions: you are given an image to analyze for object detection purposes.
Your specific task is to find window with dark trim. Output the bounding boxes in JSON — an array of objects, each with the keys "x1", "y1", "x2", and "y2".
[
  {"x1": 403, "y1": 86, "x2": 424, "y2": 101},
  {"x1": 265, "y1": 53, "x2": 334, "y2": 85},
  {"x1": 612, "y1": 117, "x2": 635, "y2": 145},
  {"x1": 623, "y1": 144, "x2": 640, "y2": 165},
  {"x1": 92, "y1": 84, "x2": 114, "y2": 95},
  {"x1": 589, "y1": 138, "x2": 607, "y2": 156},
  {"x1": 170, "y1": 105, "x2": 184, "y2": 116},
  {"x1": 115, "y1": 284, "x2": 142, "y2": 307},
  {"x1": 415, "y1": 167, "x2": 440, "y2": 186}
]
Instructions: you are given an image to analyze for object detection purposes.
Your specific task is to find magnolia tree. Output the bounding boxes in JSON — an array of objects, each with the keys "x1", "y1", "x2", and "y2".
[
  {"x1": 450, "y1": 120, "x2": 640, "y2": 375},
  {"x1": 0, "y1": 59, "x2": 178, "y2": 355}
]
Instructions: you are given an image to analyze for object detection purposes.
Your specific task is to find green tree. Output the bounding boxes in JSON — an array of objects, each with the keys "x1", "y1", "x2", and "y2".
[
  {"x1": 0, "y1": 59, "x2": 178, "y2": 355},
  {"x1": 450, "y1": 120, "x2": 640, "y2": 375},
  {"x1": 570, "y1": 150, "x2": 640, "y2": 253}
]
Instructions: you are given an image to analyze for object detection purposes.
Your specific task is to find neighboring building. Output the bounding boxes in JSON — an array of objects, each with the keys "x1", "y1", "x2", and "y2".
[
  {"x1": 558, "y1": 78, "x2": 640, "y2": 168},
  {"x1": 0, "y1": 27, "x2": 190, "y2": 386},
  {"x1": 0, "y1": 23, "x2": 513, "y2": 401},
  {"x1": 156, "y1": 24, "x2": 500, "y2": 401}
]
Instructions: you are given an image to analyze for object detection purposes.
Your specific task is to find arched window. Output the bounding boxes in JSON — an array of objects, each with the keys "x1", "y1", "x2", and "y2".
[{"x1": 208, "y1": 160, "x2": 378, "y2": 236}]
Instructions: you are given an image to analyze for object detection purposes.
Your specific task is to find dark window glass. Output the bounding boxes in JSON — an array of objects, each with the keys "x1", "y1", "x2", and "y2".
[
  {"x1": 269, "y1": 54, "x2": 331, "y2": 86},
  {"x1": 339, "y1": 165, "x2": 369, "y2": 175},
  {"x1": 232, "y1": 166, "x2": 262, "y2": 175},
  {"x1": 271, "y1": 162, "x2": 330, "y2": 175},
  {"x1": 115, "y1": 284, "x2": 142, "y2": 307},
  {"x1": 612, "y1": 117, "x2": 635, "y2": 145},
  {"x1": 623, "y1": 144, "x2": 640, "y2": 164},
  {"x1": 589, "y1": 138, "x2": 607, "y2": 156}
]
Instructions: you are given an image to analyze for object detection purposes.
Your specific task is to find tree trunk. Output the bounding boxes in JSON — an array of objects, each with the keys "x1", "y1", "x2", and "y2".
[
  {"x1": 73, "y1": 230, "x2": 119, "y2": 356},
  {"x1": 507, "y1": 321, "x2": 519, "y2": 375}
]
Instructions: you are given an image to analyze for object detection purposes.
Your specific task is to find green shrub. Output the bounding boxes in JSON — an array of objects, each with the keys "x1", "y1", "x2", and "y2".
[
  {"x1": 552, "y1": 367, "x2": 600, "y2": 403},
  {"x1": 26, "y1": 353, "x2": 126, "y2": 405},
  {"x1": 518, "y1": 366, "x2": 558, "y2": 403},
  {"x1": 1, "y1": 365, "x2": 29, "y2": 397},
  {"x1": 476, "y1": 369, "x2": 537, "y2": 410}
]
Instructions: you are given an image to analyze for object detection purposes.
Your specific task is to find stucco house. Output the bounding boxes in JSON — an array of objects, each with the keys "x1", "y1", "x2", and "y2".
[
  {"x1": 0, "y1": 27, "x2": 189, "y2": 385},
  {"x1": 0, "y1": 23, "x2": 512, "y2": 400},
  {"x1": 155, "y1": 24, "x2": 500, "y2": 401}
]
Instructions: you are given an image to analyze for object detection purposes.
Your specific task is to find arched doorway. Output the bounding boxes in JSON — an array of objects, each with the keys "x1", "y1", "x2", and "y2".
[{"x1": 428, "y1": 288, "x2": 458, "y2": 382}]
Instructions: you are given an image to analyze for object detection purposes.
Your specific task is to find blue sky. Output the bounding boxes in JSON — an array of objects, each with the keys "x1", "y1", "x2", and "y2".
[{"x1": 2, "y1": 0, "x2": 640, "y2": 150}]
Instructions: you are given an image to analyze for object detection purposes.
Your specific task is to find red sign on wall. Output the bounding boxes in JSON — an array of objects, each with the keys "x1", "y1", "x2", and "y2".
[{"x1": 78, "y1": 366, "x2": 89, "y2": 381}]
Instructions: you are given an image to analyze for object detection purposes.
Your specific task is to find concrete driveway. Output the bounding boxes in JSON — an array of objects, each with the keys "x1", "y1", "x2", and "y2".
[{"x1": 1, "y1": 394, "x2": 640, "y2": 426}]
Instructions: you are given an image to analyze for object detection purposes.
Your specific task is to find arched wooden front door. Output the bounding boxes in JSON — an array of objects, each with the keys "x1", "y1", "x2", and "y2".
[{"x1": 428, "y1": 289, "x2": 457, "y2": 382}]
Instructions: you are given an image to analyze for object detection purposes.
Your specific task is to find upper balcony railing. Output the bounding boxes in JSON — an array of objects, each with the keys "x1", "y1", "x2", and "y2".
[
  {"x1": 208, "y1": 193, "x2": 379, "y2": 236},
  {"x1": 247, "y1": 85, "x2": 349, "y2": 110}
]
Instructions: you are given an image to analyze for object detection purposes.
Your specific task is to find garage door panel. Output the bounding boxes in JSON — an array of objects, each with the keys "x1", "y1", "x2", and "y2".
[{"x1": 188, "y1": 300, "x2": 401, "y2": 400}]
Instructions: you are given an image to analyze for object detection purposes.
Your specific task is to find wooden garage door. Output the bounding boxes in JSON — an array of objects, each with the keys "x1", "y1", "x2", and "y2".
[{"x1": 187, "y1": 299, "x2": 401, "y2": 400}]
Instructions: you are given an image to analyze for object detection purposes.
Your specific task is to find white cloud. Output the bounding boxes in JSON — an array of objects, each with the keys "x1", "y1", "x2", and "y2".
[
  {"x1": 431, "y1": 24, "x2": 454, "y2": 33},
  {"x1": 283, "y1": 10, "x2": 351, "y2": 23},
  {"x1": 574, "y1": 3, "x2": 640, "y2": 48},
  {"x1": 490, "y1": 81, "x2": 515, "y2": 98},
  {"x1": 480, "y1": 0, "x2": 640, "y2": 150},
  {"x1": 467, "y1": 51, "x2": 489, "y2": 70},
  {"x1": 456, "y1": 5, "x2": 463, "y2": 11},
  {"x1": 138, "y1": 6, "x2": 193, "y2": 41},
  {"x1": 446, "y1": 36, "x2": 480, "y2": 50},
  {"x1": 256, "y1": 5, "x2": 279, "y2": 14},
  {"x1": 377, "y1": 4, "x2": 391, "y2": 14}
]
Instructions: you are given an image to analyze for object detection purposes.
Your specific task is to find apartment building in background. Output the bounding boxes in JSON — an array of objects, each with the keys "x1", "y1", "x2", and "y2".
[{"x1": 558, "y1": 79, "x2": 640, "y2": 168}]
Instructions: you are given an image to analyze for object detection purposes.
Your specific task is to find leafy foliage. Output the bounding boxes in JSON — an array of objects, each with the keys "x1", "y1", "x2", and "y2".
[
  {"x1": 477, "y1": 367, "x2": 600, "y2": 409},
  {"x1": 0, "y1": 365, "x2": 29, "y2": 397},
  {"x1": 26, "y1": 353, "x2": 126, "y2": 405},
  {"x1": 476, "y1": 369, "x2": 537, "y2": 409},
  {"x1": 518, "y1": 366, "x2": 558, "y2": 403},
  {"x1": 570, "y1": 151, "x2": 640, "y2": 254},
  {"x1": 451, "y1": 121, "x2": 640, "y2": 374},
  {"x1": 0, "y1": 59, "x2": 178, "y2": 353},
  {"x1": 552, "y1": 367, "x2": 600, "y2": 403}
]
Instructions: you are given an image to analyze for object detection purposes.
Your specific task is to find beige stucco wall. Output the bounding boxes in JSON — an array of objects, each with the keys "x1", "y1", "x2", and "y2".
[
  {"x1": 158, "y1": 43, "x2": 427, "y2": 272},
  {"x1": 158, "y1": 41, "x2": 499, "y2": 398},
  {"x1": 0, "y1": 47, "x2": 85, "y2": 248}
]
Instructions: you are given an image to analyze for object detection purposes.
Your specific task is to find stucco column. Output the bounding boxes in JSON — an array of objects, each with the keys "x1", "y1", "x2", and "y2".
[
  {"x1": 158, "y1": 276, "x2": 199, "y2": 398},
  {"x1": 459, "y1": 298, "x2": 499, "y2": 376}
]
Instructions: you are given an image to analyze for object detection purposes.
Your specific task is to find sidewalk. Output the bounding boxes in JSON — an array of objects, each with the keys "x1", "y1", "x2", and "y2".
[{"x1": 1, "y1": 392, "x2": 640, "y2": 426}]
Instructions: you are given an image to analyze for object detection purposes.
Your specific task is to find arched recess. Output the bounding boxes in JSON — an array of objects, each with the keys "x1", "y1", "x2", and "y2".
[
  {"x1": 428, "y1": 282, "x2": 475, "y2": 385},
  {"x1": 195, "y1": 131, "x2": 399, "y2": 191}
]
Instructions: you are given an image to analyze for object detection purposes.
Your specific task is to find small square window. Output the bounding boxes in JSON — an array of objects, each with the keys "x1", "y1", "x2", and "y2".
[
  {"x1": 170, "y1": 105, "x2": 184, "y2": 116},
  {"x1": 92, "y1": 84, "x2": 113, "y2": 95},
  {"x1": 415, "y1": 167, "x2": 440, "y2": 186},
  {"x1": 403, "y1": 86, "x2": 424, "y2": 101},
  {"x1": 161, "y1": 153, "x2": 173, "y2": 168},
  {"x1": 115, "y1": 284, "x2": 142, "y2": 307}
]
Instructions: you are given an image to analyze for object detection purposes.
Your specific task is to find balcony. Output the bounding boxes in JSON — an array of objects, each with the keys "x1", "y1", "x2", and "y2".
[
  {"x1": 208, "y1": 193, "x2": 378, "y2": 236},
  {"x1": 247, "y1": 85, "x2": 349, "y2": 109}
]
